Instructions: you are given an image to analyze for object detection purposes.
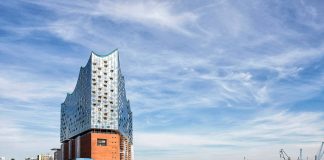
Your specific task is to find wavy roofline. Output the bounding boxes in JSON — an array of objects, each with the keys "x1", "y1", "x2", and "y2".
[
  {"x1": 63, "y1": 49, "x2": 120, "y2": 104},
  {"x1": 91, "y1": 48, "x2": 118, "y2": 57}
]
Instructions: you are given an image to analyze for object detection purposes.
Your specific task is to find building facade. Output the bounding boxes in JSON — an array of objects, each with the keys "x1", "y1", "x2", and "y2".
[
  {"x1": 60, "y1": 50, "x2": 133, "y2": 160},
  {"x1": 53, "y1": 149, "x2": 62, "y2": 160},
  {"x1": 37, "y1": 154, "x2": 53, "y2": 160}
]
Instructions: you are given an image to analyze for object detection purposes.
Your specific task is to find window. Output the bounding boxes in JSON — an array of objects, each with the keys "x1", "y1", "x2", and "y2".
[
  {"x1": 110, "y1": 70, "x2": 114, "y2": 72},
  {"x1": 97, "y1": 139, "x2": 107, "y2": 146},
  {"x1": 110, "y1": 77, "x2": 113, "y2": 80}
]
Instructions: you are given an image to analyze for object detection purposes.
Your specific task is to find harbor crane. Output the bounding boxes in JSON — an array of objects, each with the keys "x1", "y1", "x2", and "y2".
[
  {"x1": 316, "y1": 142, "x2": 324, "y2": 160},
  {"x1": 280, "y1": 149, "x2": 291, "y2": 160}
]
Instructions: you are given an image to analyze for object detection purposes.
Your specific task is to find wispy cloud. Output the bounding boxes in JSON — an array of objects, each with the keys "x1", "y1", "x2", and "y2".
[
  {"x1": 1, "y1": 0, "x2": 324, "y2": 159},
  {"x1": 20, "y1": 0, "x2": 199, "y2": 38},
  {"x1": 0, "y1": 116, "x2": 59, "y2": 158},
  {"x1": 0, "y1": 65, "x2": 74, "y2": 102},
  {"x1": 135, "y1": 109, "x2": 324, "y2": 160},
  {"x1": 96, "y1": 1, "x2": 198, "y2": 35}
]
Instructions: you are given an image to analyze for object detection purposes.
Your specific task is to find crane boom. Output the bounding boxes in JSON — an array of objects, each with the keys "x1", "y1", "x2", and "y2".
[
  {"x1": 279, "y1": 149, "x2": 291, "y2": 160},
  {"x1": 316, "y1": 142, "x2": 324, "y2": 160}
]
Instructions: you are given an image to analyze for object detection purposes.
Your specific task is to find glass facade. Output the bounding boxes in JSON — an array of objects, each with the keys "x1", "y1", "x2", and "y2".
[{"x1": 61, "y1": 50, "x2": 133, "y2": 144}]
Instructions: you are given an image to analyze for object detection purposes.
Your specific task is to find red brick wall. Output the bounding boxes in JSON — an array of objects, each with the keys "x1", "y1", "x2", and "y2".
[
  {"x1": 91, "y1": 133, "x2": 121, "y2": 160},
  {"x1": 61, "y1": 132, "x2": 122, "y2": 160}
]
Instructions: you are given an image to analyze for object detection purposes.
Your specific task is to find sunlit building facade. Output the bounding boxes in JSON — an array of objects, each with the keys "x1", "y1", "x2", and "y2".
[{"x1": 60, "y1": 50, "x2": 133, "y2": 160}]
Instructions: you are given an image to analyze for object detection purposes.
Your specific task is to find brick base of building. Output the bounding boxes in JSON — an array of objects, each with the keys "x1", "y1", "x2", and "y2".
[{"x1": 61, "y1": 129, "x2": 132, "y2": 160}]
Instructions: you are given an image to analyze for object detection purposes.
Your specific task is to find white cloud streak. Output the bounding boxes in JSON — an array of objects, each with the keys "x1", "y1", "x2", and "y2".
[
  {"x1": 1, "y1": 0, "x2": 324, "y2": 159},
  {"x1": 0, "y1": 66, "x2": 74, "y2": 102},
  {"x1": 96, "y1": 1, "x2": 198, "y2": 36},
  {"x1": 22, "y1": 0, "x2": 198, "y2": 37},
  {"x1": 0, "y1": 117, "x2": 59, "y2": 159},
  {"x1": 135, "y1": 110, "x2": 324, "y2": 160}
]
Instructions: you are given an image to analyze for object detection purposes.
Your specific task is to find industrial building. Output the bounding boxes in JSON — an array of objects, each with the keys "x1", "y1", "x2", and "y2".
[{"x1": 60, "y1": 50, "x2": 133, "y2": 160}]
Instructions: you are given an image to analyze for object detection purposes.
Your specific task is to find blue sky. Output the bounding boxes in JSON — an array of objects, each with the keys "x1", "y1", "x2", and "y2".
[{"x1": 1, "y1": 0, "x2": 324, "y2": 159}]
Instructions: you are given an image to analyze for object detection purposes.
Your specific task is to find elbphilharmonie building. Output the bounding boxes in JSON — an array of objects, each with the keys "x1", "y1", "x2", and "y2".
[{"x1": 60, "y1": 50, "x2": 133, "y2": 160}]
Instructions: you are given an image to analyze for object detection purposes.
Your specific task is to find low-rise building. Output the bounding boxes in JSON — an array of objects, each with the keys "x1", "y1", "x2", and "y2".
[
  {"x1": 53, "y1": 149, "x2": 61, "y2": 160},
  {"x1": 37, "y1": 154, "x2": 53, "y2": 160}
]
